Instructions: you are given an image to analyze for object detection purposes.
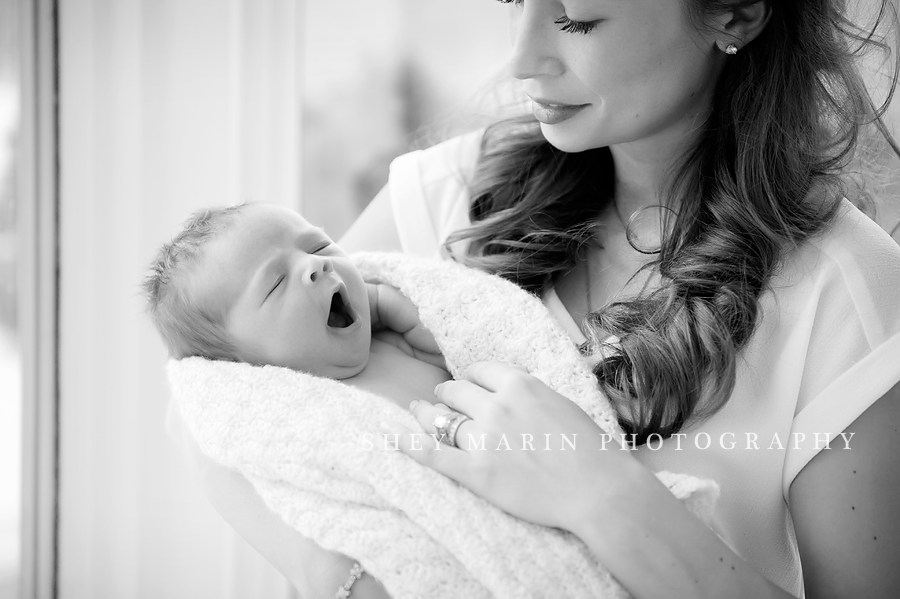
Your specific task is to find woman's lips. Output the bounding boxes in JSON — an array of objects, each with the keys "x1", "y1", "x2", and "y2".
[{"x1": 530, "y1": 99, "x2": 589, "y2": 125}]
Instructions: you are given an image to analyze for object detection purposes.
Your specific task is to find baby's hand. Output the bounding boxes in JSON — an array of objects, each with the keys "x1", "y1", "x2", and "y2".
[{"x1": 367, "y1": 283, "x2": 446, "y2": 369}]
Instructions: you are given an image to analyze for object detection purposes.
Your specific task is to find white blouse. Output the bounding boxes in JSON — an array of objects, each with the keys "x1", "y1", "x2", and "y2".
[{"x1": 387, "y1": 129, "x2": 900, "y2": 597}]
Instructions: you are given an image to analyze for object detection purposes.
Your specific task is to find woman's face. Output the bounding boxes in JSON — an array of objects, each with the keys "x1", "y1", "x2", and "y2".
[{"x1": 506, "y1": 0, "x2": 723, "y2": 154}]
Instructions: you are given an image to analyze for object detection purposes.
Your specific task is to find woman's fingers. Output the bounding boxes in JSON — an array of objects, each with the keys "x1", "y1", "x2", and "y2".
[
  {"x1": 420, "y1": 363, "x2": 530, "y2": 421},
  {"x1": 379, "y1": 421, "x2": 477, "y2": 485},
  {"x1": 464, "y1": 361, "x2": 530, "y2": 393},
  {"x1": 432, "y1": 378, "x2": 491, "y2": 417},
  {"x1": 408, "y1": 400, "x2": 451, "y2": 434},
  {"x1": 408, "y1": 400, "x2": 481, "y2": 452}
]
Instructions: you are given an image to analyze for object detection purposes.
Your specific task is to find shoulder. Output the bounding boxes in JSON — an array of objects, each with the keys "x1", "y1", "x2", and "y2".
[
  {"x1": 778, "y1": 199, "x2": 900, "y2": 340},
  {"x1": 774, "y1": 199, "x2": 900, "y2": 492},
  {"x1": 808, "y1": 199, "x2": 900, "y2": 276},
  {"x1": 387, "y1": 129, "x2": 486, "y2": 258},
  {"x1": 390, "y1": 128, "x2": 486, "y2": 187},
  {"x1": 775, "y1": 198, "x2": 900, "y2": 398}
]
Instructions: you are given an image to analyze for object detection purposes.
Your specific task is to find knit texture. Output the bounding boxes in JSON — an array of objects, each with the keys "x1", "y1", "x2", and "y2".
[{"x1": 170, "y1": 252, "x2": 719, "y2": 599}]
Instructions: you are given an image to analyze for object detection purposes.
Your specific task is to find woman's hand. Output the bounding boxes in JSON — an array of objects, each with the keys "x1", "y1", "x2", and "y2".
[{"x1": 382, "y1": 361, "x2": 637, "y2": 532}]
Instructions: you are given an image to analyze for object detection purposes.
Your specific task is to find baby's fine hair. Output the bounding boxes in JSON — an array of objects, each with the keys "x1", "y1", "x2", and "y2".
[{"x1": 143, "y1": 205, "x2": 245, "y2": 360}]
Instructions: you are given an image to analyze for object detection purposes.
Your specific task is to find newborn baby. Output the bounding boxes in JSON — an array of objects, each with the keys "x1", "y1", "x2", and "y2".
[{"x1": 144, "y1": 202, "x2": 451, "y2": 408}]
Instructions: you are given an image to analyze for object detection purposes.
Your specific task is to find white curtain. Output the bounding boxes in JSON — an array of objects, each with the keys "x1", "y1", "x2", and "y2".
[{"x1": 57, "y1": 1, "x2": 301, "y2": 597}]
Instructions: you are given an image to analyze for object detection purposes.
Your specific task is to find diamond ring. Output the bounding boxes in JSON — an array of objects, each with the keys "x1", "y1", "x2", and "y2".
[{"x1": 432, "y1": 410, "x2": 472, "y2": 449}]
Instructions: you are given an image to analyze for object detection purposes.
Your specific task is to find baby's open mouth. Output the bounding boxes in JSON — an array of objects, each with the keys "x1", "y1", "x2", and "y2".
[{"x1": 327, "y1": 288, "x2": 356, "y2": 328}]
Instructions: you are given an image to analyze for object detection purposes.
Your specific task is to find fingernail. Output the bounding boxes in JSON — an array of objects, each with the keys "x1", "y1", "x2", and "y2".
[
  {"x1": 408, "y1": 400, "x2": 420, "y2": 411},
  {"x1": 433, "y1": 383, "x2": 443, "y2": 396}
]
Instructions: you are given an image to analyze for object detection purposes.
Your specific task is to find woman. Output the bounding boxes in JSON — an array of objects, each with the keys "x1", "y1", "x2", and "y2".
[{"x1": 171, "y1": 0, "x2": 900, "y2": 596}]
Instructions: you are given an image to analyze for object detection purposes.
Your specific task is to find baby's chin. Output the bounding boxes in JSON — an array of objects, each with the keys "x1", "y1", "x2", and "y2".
[
  {"x1": 314, "y1": 355, "x2": 369, "y2": 380},
  {"x1": 241, "y1": 340, "x2": 370, "y2": 380},
  {"x1": 298, "y1": 335, "x2": 371, "y2": 380}
]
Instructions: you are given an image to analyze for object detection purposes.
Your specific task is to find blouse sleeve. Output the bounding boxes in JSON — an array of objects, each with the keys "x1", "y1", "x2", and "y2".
[
  {"x1": 388, "y1": 129, "x2": 485, "y2": 258},
  {"x1": 783, "y1": 200, "x2": 900, "y2": 492}
]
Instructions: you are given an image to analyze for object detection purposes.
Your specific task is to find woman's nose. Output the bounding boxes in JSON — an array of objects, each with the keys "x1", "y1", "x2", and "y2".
[
  {"x1": 301, "y1": 255, "x2": 333, "y2": 284},
  {"x1": 507, "y1": 5, "x2": 565, "y2": 80}
]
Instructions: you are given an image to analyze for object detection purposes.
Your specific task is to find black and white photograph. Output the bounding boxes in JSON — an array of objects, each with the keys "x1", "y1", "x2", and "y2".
[{"x1": 2, "y1": 0, "x2": 900, "y2": 597}]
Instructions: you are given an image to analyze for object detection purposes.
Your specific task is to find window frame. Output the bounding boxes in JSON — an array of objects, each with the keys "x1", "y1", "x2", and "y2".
[{"x1": 17, "y1": 0, "x2": 60, "y2": 596}]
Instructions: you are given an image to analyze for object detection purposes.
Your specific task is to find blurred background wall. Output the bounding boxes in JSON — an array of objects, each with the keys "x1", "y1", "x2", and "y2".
[
  {"x1": 0, "y1": 0, "x2": 897, "y2": 598},
  {"x1": 299, "y1": 0, "x2": 514, "y2": 237}
]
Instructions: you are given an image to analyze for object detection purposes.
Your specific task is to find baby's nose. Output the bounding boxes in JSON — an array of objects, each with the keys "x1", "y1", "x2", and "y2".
[{"x1": 305, "y1": 256, "x2": 333, "y2": 283}]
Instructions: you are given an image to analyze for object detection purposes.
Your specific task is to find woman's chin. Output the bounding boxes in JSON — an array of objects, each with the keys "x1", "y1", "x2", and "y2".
[{"x1": 539, "y1": 124, "x2": 602, "y2": 154}]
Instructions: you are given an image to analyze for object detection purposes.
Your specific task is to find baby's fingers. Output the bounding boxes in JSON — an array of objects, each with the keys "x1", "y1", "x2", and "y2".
[
  {"x1": 411, "y1": 350, "x2": 447, "y2": 371},
  {"x1": 403, "y1": 325, "x2": 442, "y2": 355}
]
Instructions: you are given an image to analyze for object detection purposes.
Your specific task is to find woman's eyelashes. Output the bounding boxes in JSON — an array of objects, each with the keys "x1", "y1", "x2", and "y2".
[
  {"x1": 554, "y1": 15, "x2": 597, "y2": 35},
  {"x1": 495, "y1": 0, "x2": 598, "y2": 35}
]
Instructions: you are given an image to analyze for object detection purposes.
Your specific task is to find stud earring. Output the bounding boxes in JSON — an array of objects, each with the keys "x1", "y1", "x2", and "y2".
[{"x1": 724, "y1": 43, "x2": 738, "y2": 55}]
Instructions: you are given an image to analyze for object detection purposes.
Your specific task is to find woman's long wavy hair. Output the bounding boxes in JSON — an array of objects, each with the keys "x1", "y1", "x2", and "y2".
[{"x1": 446, "y1": 0, "x2": 900, "y2": 444}]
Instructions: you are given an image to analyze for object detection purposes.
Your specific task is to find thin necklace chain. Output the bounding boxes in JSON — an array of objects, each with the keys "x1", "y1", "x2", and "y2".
[
  {"x1": 584, "y1": 251, "x2": 594, "y2": 318},
  {"x1": 578, "y1": 248, "x2": 595, "y2": 357},
  {"x1": 579, "y1": 198, "x2": 665, "y2": 357},
  {"x1": 583, "y1": 200, "x2": 629, "y2": 319},
  {"x1": 585, "y1": 199, "x2": 667, "y2": 309},
  {"x1": 578, "y1": 202, "x2": 649, "y2": 355}
]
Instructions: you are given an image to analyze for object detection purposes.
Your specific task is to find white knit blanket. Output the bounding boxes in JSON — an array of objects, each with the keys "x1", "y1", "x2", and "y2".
[{"x1": 169, "y1": 252, "x2": 719, "y2": 599}]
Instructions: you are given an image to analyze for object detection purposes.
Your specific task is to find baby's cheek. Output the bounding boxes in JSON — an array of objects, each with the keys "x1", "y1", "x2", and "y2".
[{"x1": 264, "y1": 335, "x2": 311, "y2": 371}]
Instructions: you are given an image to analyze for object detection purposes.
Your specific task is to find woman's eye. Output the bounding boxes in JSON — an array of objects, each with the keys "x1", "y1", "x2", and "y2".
[
  {"x1": 494, "y1": 0, "x2": 596, "y2": 35},
  {"x1": 554, "y1": 15, "x2": 597, "y2": 35}
]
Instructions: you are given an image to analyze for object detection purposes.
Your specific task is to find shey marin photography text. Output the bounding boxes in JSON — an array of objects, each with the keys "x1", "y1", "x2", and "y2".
[{"x1": 360, "y1": 431, "x2": 856, "y2": 452}]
